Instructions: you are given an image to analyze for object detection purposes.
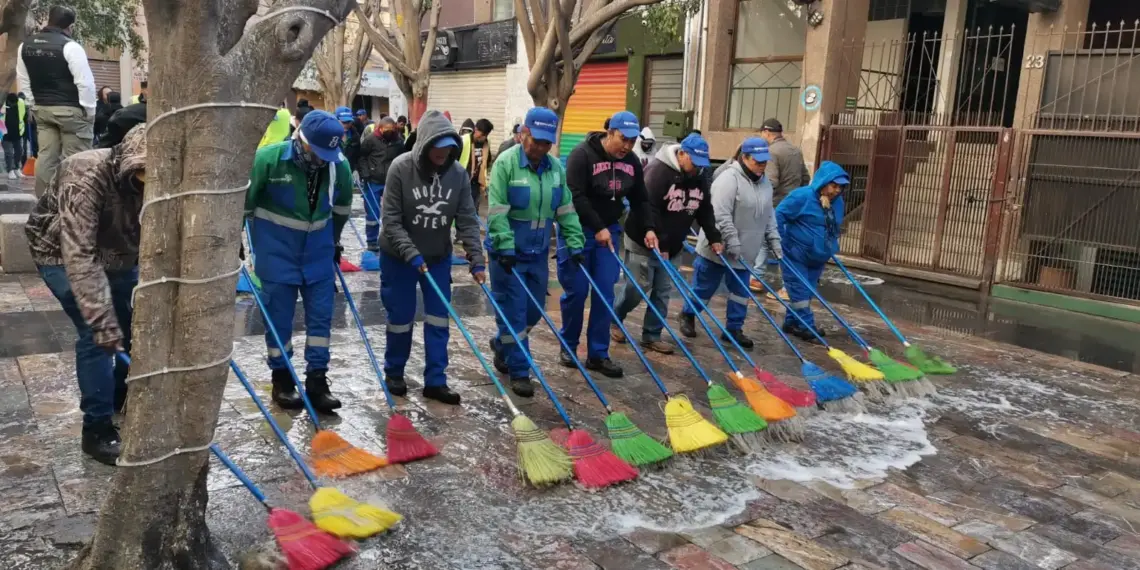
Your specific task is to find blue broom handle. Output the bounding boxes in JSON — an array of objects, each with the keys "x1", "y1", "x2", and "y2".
[
  {"x1": 779, "y1": 258, "x2": 871, "y2": 350},
  {"x1": 420, "y1": 270, "x2": 519, "y2": 412},
  {"x1": 508, "y1": 269, "x2": 613, "y2": 411},
  {"x1": 656, "y1": 247, "x2": 743, "y2": 371},
  {"x1": 244, "y1": 221, "x2": 256, "y2": 261},
  {"x1": 333, "y1": 264, "x2": 397, "y2": 409},
  {"x1": 575, "y1": 263, "x2": 672, "y2": 398},
  {"x1": 830, "y1": 255, "x2": 908, "y2": 346},
  {"x1": 229, "y1": 359, "x2": 320, "y2": 488},
  {"x1": 242, "y1": 266, "x2": 324, "y2": 429},
  {"x1": 210, "y1": 444, "x2": 269, "y2": 505},
  {"x1": 715, "y1": 253, "x2": 806, "y2": 362},
  {"x1": 730, "y1": 253, "x2": 830, "y2": 348},
  {"x1": 654, "y1": 248, "x2": 755, "y2": 372},
  {"x1": 362, "y1": 183, "x2": 383, "y2": 226},
  {"x1": 607, "y1": 247, "x2": 714, "y2": 386},
  {"x1": 347, "y1": 218, "x2": 367, "y2": 248},
  {"x1": 476, "y1": 282, "x2": 573, "y2": 430}
]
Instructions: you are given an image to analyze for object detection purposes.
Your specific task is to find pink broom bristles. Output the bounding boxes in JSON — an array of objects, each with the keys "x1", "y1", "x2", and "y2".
[
  {"x1": 755, "y1": 368, "x2": 817, "y2": 412},
  {"x1": 566, "y1": 430, "x2": 639, "y2": 489},
  {"x1": 267, "y1": 507, "x2": 355, "y2": 570},
  {"x1": 386, "y1": 414, "x2": 439, "y2": 464}
]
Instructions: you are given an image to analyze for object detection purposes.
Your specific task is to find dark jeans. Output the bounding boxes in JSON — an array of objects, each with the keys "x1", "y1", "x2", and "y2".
[
  {"x1": 2, "y1": 139, "x2": 20, "y2": 171},
  {"x1": 39, "y1": 265, "x2": 136, "y2": 427}
]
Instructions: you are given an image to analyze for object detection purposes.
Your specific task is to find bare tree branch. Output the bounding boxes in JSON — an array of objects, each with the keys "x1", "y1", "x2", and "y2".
[
  {"x1": 526, "y1": 0, "x2": 548, "y2": 44},
  {"x1": 513, "y1": 0, "x2": 536, "y2": 67},
  {"x1": 573, "y1": 17, "x2": 612, "y2": 70},
  {"x1": 525, "y1": 18, "x2": 559, "y2": 95},
  {"x1": 416, "y1": 0, "x2": 442, "y2": 75},
  {"x1": 354, "y1": 4, "x2": 418, "y2": 78},
  {"x1": 569, "y1": 0, "x2": 658, "y2": 45},
  {"x1": 553, "y1": 0, "x2": 576, "y2": 97}
]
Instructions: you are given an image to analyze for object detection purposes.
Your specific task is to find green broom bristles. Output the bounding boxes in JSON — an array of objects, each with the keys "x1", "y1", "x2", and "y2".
[
  {"x1": 605, "y1": 412, "x2": 673, "y2": 467},
  {"x1": 905, "y1": 344, "x2": 957, "y2": 375},
  {"x1": 512, "y1": 414, "x2": 573, "y2": 487},
  {"x1": 869, "y1": 348, "x2": 936, "y2": 399},
  {"x1": 707, "y1": 383, "x2": 767, "y2": 453}
]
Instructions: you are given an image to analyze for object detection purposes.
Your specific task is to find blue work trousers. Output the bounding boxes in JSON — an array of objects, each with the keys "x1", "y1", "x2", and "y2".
[
  {"x1": 489, "y1": 257, "x2": 548, "y2": 378},
  {"x1": 556, "y1": 227, "x2": 620, "y2": 360},
  {"x1": 680, "y1": 256, "x2": 751, "y2": 331},
  {"x1": 379, "y1": 252, "x2": 451, "y2": 387},
  {"x1": 781, "y1": 259, "x2": 824, "y2": 331},
  {"x1": 260, "y1": 278, "x2": 335, "y2": 372},
  {"x1": 363, "y1": 182, "x2": 383, "y2": 248}
]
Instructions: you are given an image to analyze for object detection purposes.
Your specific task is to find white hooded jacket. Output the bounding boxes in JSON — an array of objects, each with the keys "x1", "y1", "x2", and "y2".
[{"x1": 633, "y1": 127, "x2": 656, "y2": 167}]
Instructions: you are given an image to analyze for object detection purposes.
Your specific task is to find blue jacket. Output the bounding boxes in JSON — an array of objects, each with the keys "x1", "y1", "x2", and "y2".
[{"x1": 775, "y1": 161, "x2": 848, "y2": 267}]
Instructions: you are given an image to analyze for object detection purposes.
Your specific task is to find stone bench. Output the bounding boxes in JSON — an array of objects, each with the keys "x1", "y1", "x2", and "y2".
[
  {"x1": 0, "y1": 193, "x2": 37, "y2": 215},
  {"x1": 0, "y1": 213, "x2": 35, "y2": 273}
]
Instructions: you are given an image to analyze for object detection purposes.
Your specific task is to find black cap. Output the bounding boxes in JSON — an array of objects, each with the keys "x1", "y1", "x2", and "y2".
[{"x1": 761, "y1": 118, "x2": 783, "y2": 132}]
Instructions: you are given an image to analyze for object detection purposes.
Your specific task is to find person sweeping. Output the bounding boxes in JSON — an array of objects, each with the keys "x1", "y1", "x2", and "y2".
[
  {"x1": 378, "y1": 109, "x2": 486, "y2": 405},
  {"x1": 775, "y1": 160, "x2": 850, "y2": 341},
  {"x1": 246, "y1": 110, "x2": 352, "y2": 413},
  {"x1": 486, "y1": 107, "x2": 585, "y2": 398},
  {"x1": 358, "y1": 116, "x2": 404, "y2": 253},
  {"x1": 679, "y1": 137, "x2": 780, "y2": 350}
]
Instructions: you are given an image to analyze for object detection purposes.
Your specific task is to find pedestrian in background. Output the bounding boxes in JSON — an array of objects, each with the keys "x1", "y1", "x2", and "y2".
[
  {"x1": 335, "y1": 106, "x2": 362, "y2": 177},
  {"x1": 750, "y1": 118, "x2": 809, "y2": 296},
  {"x1": 358, "y1": 116, "x2": 404, "y2": 252},
  {"x1": 498, "y1": 123, "x2": 521, "y2": 157},
  {"x1": 633, "y1": 127, "x2": 656, "y2": 167},
  {"x1": 97, "y1": 96, "x2": 144, "y2": 149},
  {"x1": 130, "y1": 80, "x2": 147, "y2": 104},
  {"x1": 460, "y1": 118, "x2": 493, "y2": 208},
  {"x1": 4, "y1": 94, "x2": 26, "y2": 180}
]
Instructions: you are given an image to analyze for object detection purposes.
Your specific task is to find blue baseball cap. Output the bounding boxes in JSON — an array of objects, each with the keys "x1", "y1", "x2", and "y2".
[
  {"x1": 679, "y1": 133, "x2": 711, "y2": 168},
  {"x1": 433, "y1": 136, "x2": 458, "y2": 149},
  {"x1": 334, "y1": 106, "x2": 353, "y2": 122},
  {"x1": 741, "y1": 137, "x2": 771, "y2": 162},
  {"x1": 608, "y1": 111, "x2": 641, "y2": 139},
  {"x1": 354, "y1": 109, "x2": 367, "y2": 117},
  {"x1": 524, "y1": 107, "x2": 559, "y2": 143},
  {"x1": 299, "y1": 110, "x2": 346, "y2": 163},
  {"x1": 833, "y1": 174, "x2": 851, "y2": 186}
]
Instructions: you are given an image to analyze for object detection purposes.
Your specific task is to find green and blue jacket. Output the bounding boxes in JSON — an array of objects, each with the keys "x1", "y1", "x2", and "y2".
[{"x1": 485, "y1": 145, "x2": 584, "y2": 260}]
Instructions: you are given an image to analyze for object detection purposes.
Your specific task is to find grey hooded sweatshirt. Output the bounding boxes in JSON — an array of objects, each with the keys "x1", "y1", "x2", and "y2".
[
  {"x1": 379, "y1": 110, "x2": 486, "y2": 267},
  {"x1": 696, "y1": 160, "x2": 782, "y2": 267}
]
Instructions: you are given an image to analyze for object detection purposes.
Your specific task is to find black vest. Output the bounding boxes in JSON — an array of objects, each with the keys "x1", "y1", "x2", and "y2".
[{"x1": 21, "y1": 28, "x2": 81, "y2": 109}]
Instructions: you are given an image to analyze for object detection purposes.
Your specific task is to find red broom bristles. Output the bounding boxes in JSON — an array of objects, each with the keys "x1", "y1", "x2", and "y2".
[
  {"x1": 339, "y1": 259, "x2": 362, "y2": 272},
  {"x1": 566, "y1": 430, "x2": 638, "y2": 489},
  {"x1": 755, "y1": 368, "x2": 816, "y2": 410},
  {"x1": 267, "y1": 507, "x2": 355, "y2": 570},
  {"x1": 386, "y1": 413, "x2": 439, "y2": 464}
]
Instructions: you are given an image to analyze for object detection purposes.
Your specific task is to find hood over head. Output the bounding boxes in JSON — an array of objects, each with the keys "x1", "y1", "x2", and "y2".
[
  {"x1": 654, "y1": 143, "x2": 682, "y2": 172},
  {"x1": 808, "y1": 160, "x2": 850, "y2": 194},
  {"x1": 639, "y1": 127, "x2": 655, "y2": 141},
  {"x1": 115, "y1": 124, "x2": 147, "y2": 181},
  {"x1": 460, "y1": 118, "x2": 475, "y2": 134},
  {"x1": 412, "y1": 109, "x2": 462, "y2": 171}
]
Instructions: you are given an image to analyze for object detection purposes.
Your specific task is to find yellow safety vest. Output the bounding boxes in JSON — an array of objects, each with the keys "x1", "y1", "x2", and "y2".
[
  {"x1": 459, "y1": 132, "x2": 472, "y2": 171},
  {"x1": 258, "y1": 108, "x2": 293, "y2": 148}
]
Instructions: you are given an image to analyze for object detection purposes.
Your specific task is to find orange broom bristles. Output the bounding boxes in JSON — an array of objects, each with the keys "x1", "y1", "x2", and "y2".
[
  {"x1": 267, "y1": 507, "x2": 355, "y2": 570},
  {"x1": 386, "y1": 413, "x2": 438, "y2": 464},
  {"x1": 310, "y1": 430, "x2": 388, "y2": 477}
]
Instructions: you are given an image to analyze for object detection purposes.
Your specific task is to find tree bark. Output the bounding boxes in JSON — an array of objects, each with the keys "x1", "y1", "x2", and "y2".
[
  {"x1": 68, "y1": 0, "x2": 350, "y2": 567},
  {"x1": 354, "y1": 0, "x2": 438, "y2": 125},
  {"x1": 0, "y1": 0, "x2": 31, "y2": 90}
]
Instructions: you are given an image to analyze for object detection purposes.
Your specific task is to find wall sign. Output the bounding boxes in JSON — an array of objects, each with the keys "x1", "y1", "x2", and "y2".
[{"x1": 802, "y1": 84, "x2": 822, "y2": 112}]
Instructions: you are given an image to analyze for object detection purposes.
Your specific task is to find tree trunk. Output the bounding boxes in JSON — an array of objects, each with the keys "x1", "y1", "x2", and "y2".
[
  {"x1": 68, "y1": 1, "x2": 349, "y2": 567},
  {"x1": 0, "y1": 0, "x2": 31, "y2": 89},
  {"x1": 409, "y1": 75, "x2": 429, "y2": 125}
]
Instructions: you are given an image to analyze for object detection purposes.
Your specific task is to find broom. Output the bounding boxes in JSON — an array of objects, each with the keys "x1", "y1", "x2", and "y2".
[
  {"x1": 831, "y1": 255, "x2": 956, "y2": 376},
  {"x1": 334, "y1": 264, "x2": 437, "y2": 464},
  {"x1": 244, "y1": 266, "x2": 387, "y2": 477},
  {"x1": 210, "y1": 444, "x2": 354, "y2": 570},
  {"x1": 337, "y1": 219, "x2": 363, "y2": 273},
  {"x1": 574, "y1": 263, "x2": 728, "y2": 454},
  {"x1": 655, "y1": 249, "x2": 804, "y2": 443},
  {"x1": 230, "y1": 360, "x2": 402, "y2": 538},
  {"x1": 420, "y1": 271, "x2": 573, "y2": 487},
  {"x1": 609, "y1": 247, "x2": 768, "y2": 453},
  {"x1": 780, "y1": 259, "x2": 931, "y2": 399},
  {"x1": 717, "y1": 253, "x2": 864, "y2": 414},
  {"x1": 242, "y1": 222, "x2": 262, "y2": 290},
  {"x1": 509, "y1": 268, "x2": 674, "y2": 468},
  {"x1": 477, "y1": 280, "x2": 638, "y2": 489}
]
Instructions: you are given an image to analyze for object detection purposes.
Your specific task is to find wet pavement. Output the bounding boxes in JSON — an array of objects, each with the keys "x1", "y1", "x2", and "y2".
[{"x1": 3, "y1": 212, "x2": 1140, "y2": 570}]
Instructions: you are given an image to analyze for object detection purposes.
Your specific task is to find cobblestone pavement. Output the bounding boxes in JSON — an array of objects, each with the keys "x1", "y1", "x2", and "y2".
[{"x1": 2, "y1": 214, "x2": 1140, "y2": 569}]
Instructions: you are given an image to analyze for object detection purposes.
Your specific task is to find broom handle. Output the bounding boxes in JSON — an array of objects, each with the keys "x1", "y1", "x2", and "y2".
[
  {"x1": 830, "y1": 255, "x2": 909, "y2": 346},
  {"x1": 509, "y1": 268, "x2": 614, "y2": 411},
  {"x1": 779, "y1": 258, "x2": 872, "y2": 351},
  {"x1": 210, "y1": 444, "x2": 269, "y2": 505},
  {"x1": 420, "y1": 271, "x2": 521, "y2": 416},
  {"x1": 244, "y1": 221, "x2": 255, "y2": 261},
  {"x1": 243, "y1": 266, "x2": 324, "y2": 429},
  {"x1": 361, "y1": 183, "x2": 380, "y2": 221},
  {"x1": 653, "y1": 248, "x2": 751, "y2": 374},
  {"x1": 726, "y1": 249, "x2": 831, "y2": 348},
  {"x1": 607, "y1": 246, "x2": 714, "y2": 386},
  {"x1": 333, "y1": 264, "x2": 397, "y2": 409},
  {"x1": 715, "y1": 252, "x2": 806, "y2": 362},
  {"x1": 229, "y1": 359, "x2": 321, "y2": 488},
  {"x1": 476, "y1": 282, "x2": 573, "y2": 430},
  {"x1": 576, "y1": 263, "x2": 672, "y2": 397}
]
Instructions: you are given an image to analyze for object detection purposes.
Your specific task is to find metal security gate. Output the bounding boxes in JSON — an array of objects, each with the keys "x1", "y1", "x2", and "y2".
[
  {"x1": 643, "y1": 56, "x2": 683, "y2": 142},
  {"x1": 427, "y1": 68, "x2": 508, "y2": 150}
]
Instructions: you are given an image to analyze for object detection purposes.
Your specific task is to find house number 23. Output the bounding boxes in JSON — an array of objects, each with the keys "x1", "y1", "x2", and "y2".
[{"x1": 1024, "y1": 54, "x2": 1045, "y2": 69}]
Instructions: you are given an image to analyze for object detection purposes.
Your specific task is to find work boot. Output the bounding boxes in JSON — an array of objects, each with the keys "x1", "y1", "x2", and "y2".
[
  {"x1": 640, "y1": 339, "x2": 675, "y2": 355},
  {"x1": 271, "y1": 369, "x2": 303, "y2": 410},
  {"x1": 679, "y1": 313, "x2": 697, "y2": 338},
  {"x1": 81, "y1": 422, "x2": 122, "y2": 466},
  {"x1": 386, "y1": 374, "x2": 408, "y2": 397},
  {"x1": 782, "y1": 323, "x2": 820, "y2": 344},
  {"x1": 586, "y1": 357, "x2": 623, "y2": 378},
  {"x1": 366, "y1": 241, "x2": 379, "y2": 253},
  {"x1": 423, "y1": 385, "x2": 461, "y2": 405},
  {"x1": 305, "y1": 369, "x2": 342, "y2": 414},
  {"x1": 490, "y1": 339, "x2": 508, "y2": 374},
  {"x1": 610, "y1": 324, "x2": 627, "y2": 344},
  {"x1": 723, "y1": 330, "x2": 755, "y2": 351},
  {"x1": 510, "y1": 376, "x2": 534, "y2": 398},
  {"x1": 559, "y1": 350, "x2": 577, "y2": 369}
]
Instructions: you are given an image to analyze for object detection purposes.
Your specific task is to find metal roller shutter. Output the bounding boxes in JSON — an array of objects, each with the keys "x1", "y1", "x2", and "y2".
[
  {"x1": 559, "y1": 60, "x2": 628, "y2": 158},
  {"x1": 89, "y1": 60, "x2": 121, "y2": 93},
  {"x1": 426, "y1": 69, "x2": 508, "y2": 150},
  {"x1": 644, "y1": 57, "x2": 683, "y2": 143}
]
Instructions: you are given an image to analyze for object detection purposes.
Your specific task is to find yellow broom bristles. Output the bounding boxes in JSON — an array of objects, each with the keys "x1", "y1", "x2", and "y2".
[
  {"x1": 511, "y1": 414, "x2": 573, "y2": 487},
  {"x1": 309, "y1": 487, "x2": 402, "y2": 539},
  {"x1": 664, "y1": 396, "x2": 728, "y2": 453},
  {"x1": 828, "y1": 348, "x2": 886, "y2": 381},
  {"x1": 310, "y1": 430, "x2": 388, "y2": 478}
]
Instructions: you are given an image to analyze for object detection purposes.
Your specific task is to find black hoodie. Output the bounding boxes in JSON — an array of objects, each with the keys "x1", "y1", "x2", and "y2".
[
  {"x1": 565, "y1": 131, "x2": 650, "y2": 233},
  {"x1": 625, "y1": 144, "x2": 721, "y2": 258},
  {"x1": 4, "y1": 94, "x2": 21, "y2": 142}
]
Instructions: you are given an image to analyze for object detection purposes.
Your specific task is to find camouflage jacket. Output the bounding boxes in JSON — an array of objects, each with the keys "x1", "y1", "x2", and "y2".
[{"x1": 25, "y1": 126, "x2": 146, "y2": 346}]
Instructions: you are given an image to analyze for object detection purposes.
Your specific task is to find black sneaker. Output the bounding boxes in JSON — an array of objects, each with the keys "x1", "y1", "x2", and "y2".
[
  {"x1": 559, "y1": 350, "x2": 577, "y2": 369},
  {"x1": 305, "y1": 369, "x2": 342, "y2": 414},
  {"x1": 490, "y1": 339, "x2": 508, "y2": 374},
  {"x1": 271, "y1": 369, "x2": 303, "y2": 410},
  {"x1": 81, "y1": 422, "x2": 121, "y2": 466},
  {"x1": 678, "y1": 313, "x2": 697, "y2": 338},
  {"x1": 510, "y1": 376, "x2": 534, "y2": 398},
  {"x1": 586, "y1": 357, "x2": 624, "y2": 378},
  {"x1": 423, "y1": 385, "x2": 461, "y2": 405},
  {"x1": 386, "y1": 374, "x2": 408, "y2": 397},
  {"x1": 723, "y1": 330, "x2": 754, "y2": 351}
]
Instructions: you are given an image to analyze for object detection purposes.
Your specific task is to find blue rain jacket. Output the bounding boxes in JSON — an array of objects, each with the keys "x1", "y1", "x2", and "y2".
[{"x1": 775, "y1": 160, "x2": 848, "y2": 267}]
